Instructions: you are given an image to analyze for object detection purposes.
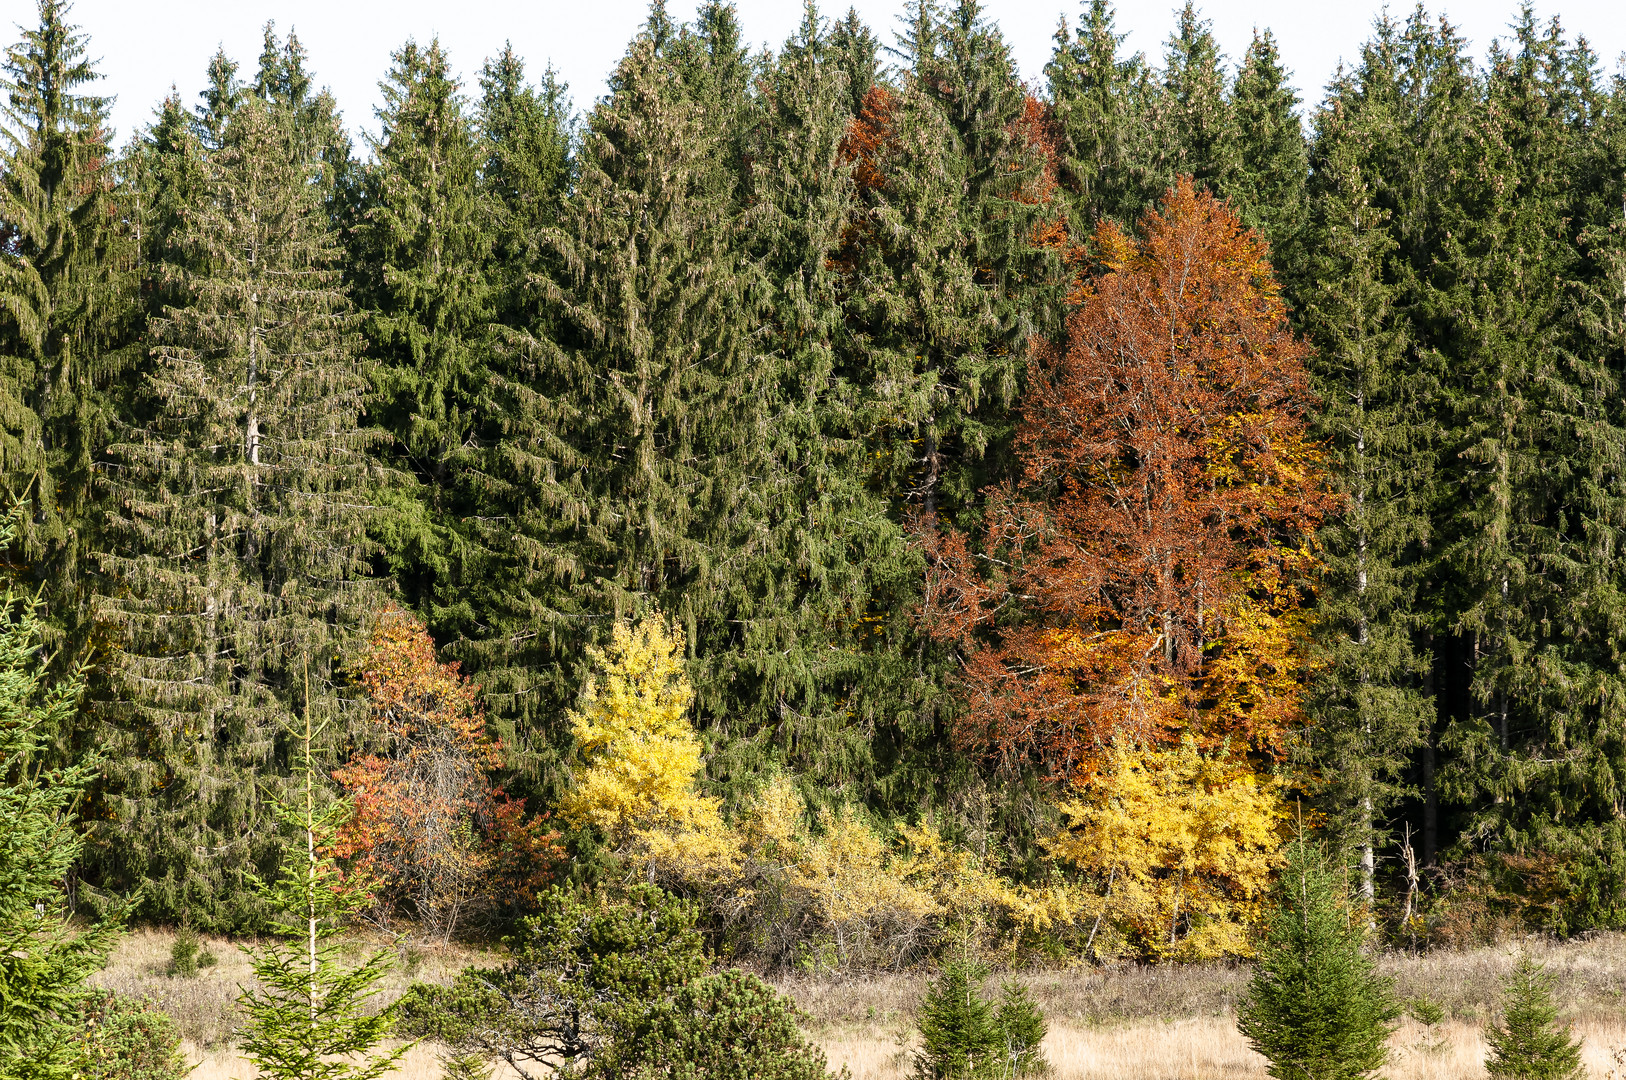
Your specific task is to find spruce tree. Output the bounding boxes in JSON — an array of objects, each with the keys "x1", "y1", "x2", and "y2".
[
  {"x1": 0, "y1": 0, "x2": 136, "y2": 659},
  {"x1": 0, "y1": 504, "x2": 126, "y2": 1080},
  {"x1": 913, "y1": 958, "x2": 1000, "y2": 1079},
  {"x1": 92, "y1": 97, "x2": 376, "y2": 929},
  {"x1": 353, "y1": 38, "x2": 494, "y2": 619},
  {"x1": 484, "y1": 8, "x2": 757, "y2": 799},
  {"x1": 1044, "y1": 1, "x2": 1164, "y2": 229},
  {"x1": 1158, "y1": 2, "x2": 1236, "y2": 196},
  {"x1": 1300, "y1": 42, "x2": 1432, "y2": 899},
  {"x1": 1237, "y1": 841, "x2": 1398, "y2": 1080},
  {"x1": 1428, "y1": 12, "x2": 1626, "y2": 879},
  {"x1": 193, "y1": 47, "x2": 241, "y2": 151},
  {"x1": 1228, "y1": 29, "x2": 1308, "y2": 290},
  {"x1": 702, "y1": 1, "x2": 921, "y2": 803},
  {"x1": 1484, "y1": 956, "x2": 1583, "y2": 1080},
  {"x1": 441, "y1": 50, "x2": 578, "y2": 780},
  {"x1": 235, "y1": 684, "x2": 407, "y2": 1080}
]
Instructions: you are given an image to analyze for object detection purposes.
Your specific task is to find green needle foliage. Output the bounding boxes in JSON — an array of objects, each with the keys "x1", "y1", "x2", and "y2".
[
  {"x1": 602, "y1": 968, "x2": 834, "y2": 1080},
  {"x1": 1237, "y1": 841, "x2": 1398, "y2": 1080},
  {"x1": 1484, "y1": 956, "x2": 1583, "y2": 1080},
  {"x1": 0, "y1": 503, "x2": 126, "y2": 1080},
  {"x1": 0, "y1": 0, "x2": 136, "y2": 662},
  {"x1": 93, "y1": 91, "x2": 376, "y2": 930},
  {"x1": 400, "y1": 884, "x2": 707, "y2": 1074},
  {"x1": 913, "y1": 957, "x2": 1010, "y2": 1080},
  {"x1": 235, "y1": 679, "x2": 408, "y2": 1080}
]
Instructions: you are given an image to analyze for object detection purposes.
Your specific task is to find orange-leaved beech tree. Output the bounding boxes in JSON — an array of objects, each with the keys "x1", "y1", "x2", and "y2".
[
  {"x1": 918, "y1": 178, "x2": 1336, "y2": 784},
  {"x1": 333, "y1": 606, "x2": 561, "y2": 939}
]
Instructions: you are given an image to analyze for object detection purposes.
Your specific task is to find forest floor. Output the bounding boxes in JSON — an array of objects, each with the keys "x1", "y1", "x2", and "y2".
[{"x1": 97, "y1": 928, "x2": 1626, "y2": 1078}]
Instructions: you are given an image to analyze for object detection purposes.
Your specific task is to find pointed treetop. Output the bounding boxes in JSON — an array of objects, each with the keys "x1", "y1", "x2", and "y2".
[{"x1": 1, "y1": 0, "x2": 108, "y2": 142}]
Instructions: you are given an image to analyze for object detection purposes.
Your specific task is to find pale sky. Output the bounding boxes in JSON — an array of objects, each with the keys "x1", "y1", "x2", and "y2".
[{"x1": 11, "y1": 0, "x2": 1626, "y2": 151}]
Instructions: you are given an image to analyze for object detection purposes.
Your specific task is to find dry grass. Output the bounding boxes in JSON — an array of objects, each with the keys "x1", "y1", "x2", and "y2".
[
  {"x1": 93, "y1": 927, "x2": 505, "y2": 1076},
  {"x1": 792, "y1": 933, "x2": 1626, "y2": 1079},
  {"x1": 99, "y1": 928, "x2": 1626, "y2": 1078},
  {"x1": 814, "y1": 1016, "x2": 1626, "y2": 1080}
]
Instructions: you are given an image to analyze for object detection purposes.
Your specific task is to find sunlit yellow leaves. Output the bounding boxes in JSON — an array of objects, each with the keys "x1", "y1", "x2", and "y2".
[
  {"x1": 1048, "y1": 739, "x2": 1289, "y2": 961},
  {"x1": 558, "y1": 614, "x2": 725, "y2": 843}
]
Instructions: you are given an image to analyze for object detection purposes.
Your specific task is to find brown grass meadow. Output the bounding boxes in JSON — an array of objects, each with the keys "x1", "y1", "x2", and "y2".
[{"x1": 96, "y1": 928, "x2": 1626, "y2": 1078}]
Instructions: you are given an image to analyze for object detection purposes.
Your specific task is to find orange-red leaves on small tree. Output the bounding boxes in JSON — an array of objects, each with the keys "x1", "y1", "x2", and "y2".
[
  {"x1": 919, "y1": 179, "x2": 1334, "y2": 781},
  {"x1": 332, "y1": 606, "x2": 561, "y2": 939}
]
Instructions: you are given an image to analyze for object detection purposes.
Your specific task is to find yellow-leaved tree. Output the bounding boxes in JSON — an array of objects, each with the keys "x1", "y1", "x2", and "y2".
[
  {"x1": 559, "y1": 615, "x2": 727, "y2": 849},
  {"x1": 1047, "y1": 738, "x2": 1288, "y2": 961}
]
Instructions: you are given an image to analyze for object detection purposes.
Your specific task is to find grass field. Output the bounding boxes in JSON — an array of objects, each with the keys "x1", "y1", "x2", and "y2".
[{"x1": 96, "y1": 929, "x2": 1626, "y2": 1078}]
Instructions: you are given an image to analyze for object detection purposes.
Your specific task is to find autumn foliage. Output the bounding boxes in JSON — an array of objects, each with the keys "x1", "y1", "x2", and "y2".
[
  {"x1": 333, "y1": 606, "x2": 561, "y2": 937},
  {"x1": 920, "y1": 178, "x2": 1333, "y2": 782}
]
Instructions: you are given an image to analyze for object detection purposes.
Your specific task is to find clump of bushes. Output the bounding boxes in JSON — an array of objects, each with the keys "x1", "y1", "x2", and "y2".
[
  {"x1": 73, "y1": 990, "x2": 189, "y2": 1080},
  {"x1": 401, "y1": 884, "x2": 836, "y2": 1079}
]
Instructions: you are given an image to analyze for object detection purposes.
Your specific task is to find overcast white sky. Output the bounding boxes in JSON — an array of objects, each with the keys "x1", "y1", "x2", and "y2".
[{"x1": 13, "y1": 0, "x2": 1626, "y2": 150}]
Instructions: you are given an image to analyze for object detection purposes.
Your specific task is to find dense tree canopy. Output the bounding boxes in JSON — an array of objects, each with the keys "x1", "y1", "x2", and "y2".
[{"x1": 2, "y1": 0, "x2": 1626, "y2": 940}]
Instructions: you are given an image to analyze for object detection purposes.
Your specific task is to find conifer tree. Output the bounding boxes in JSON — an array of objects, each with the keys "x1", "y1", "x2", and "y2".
[
  {"x1": 1237, "y1": 841, "x2": 1397, "y2": 1080},
  {"x1": 0, "y1": 0, "x2": 135, "y2": 656},
  {"x1": 0, "y1": 504, "x2": 126, "y2": 1079},
  {"x1": 1429, "y1": 12, "x2": 1626, "y2": 873},
  {"x1": 1299, "y1": 45, "x2": 1432, "y2": 899},
  {"x1": 235, "y1": 680, "x2": 408, "y2": 1080},
  {"x1": 439, "y1": 50, "x2": 578, "y2": 770},
  {"x1": 698, "y1": 2, "x2": 922, "y2": 801},
  {"x1": 485, "y1": 8, "x2": 757, "y2": 798},
  {"x1": 913, "y1": 958, "x2": 1000, "y2": 1079},
  {"x1": 842, "y1": 0, "x2": 1058, "y2": 519},
  {"x1": 1228, "y1": 30, "x2": 1308, "y2": 289},
  {"x1": 194, "y1": 47, "x2": 241, "y2": 150},
  {"x1": 1045, "y1": 1, "x2": 1163, "y2": 229},
  {"x1": 92, "y1": 97, "x2": 376, "y2": 929},
  {"x1": 1484, "y1": 956, "x2": 1584, "y2": 1080},
  {"x1": 1158, "y1": 3, "x2": 1236, "y2": 196},
  {"x1": 353, "y1": 38, "x2": 493, "y2": 618}
]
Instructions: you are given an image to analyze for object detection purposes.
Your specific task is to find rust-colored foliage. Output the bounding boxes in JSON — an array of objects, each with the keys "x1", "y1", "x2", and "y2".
[
  {"x1": 919, "y1": 179, "x2": 1334, "y2": 782},
  {"x1": 332, "y1": 605, "x2": 562, "y2": 937}
]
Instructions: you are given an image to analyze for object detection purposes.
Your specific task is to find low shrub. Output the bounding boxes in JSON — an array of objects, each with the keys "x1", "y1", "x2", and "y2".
[
  {"x1": 166, "y1": 925, "x2": 217, "y2": 977},
  {"x1": 73, "y1": 990, "x2": 189, "y2": 1080},
  {"x1": 595, "y1": 968, "x2": 834, "y2": 1080}
]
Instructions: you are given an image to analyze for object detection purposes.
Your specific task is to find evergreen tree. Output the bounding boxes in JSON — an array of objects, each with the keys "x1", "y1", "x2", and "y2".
[
  {"x1": 913, "y1": 958, "x2": 1000, "y2": 1079},
  {"x1": 0, "y1": 0, "x2": 135, "y2": 658},
  {"x1": 703, "y1": 2, "x2": 922, "y2": 804},
  {"x1": 439, "y1": 50, "x2": 578, "y2": 776},
  {"x1": 1044, "y1": 0, "x2": 1163, "y2": 229},
  {"x1": 1300, "y1": 41, "x2": 1432, "y2": 900},
  {"x1": 235, "y1": 687, "x2": 408, "y2": 1080},
  {"x1": 1237, "y1": 841, "x2": 1398, "y2": 1080},
  {"x1": 353, "y1": 38, "x2": 494, "y2": 620},
  {"x1": 843, "y1": 0, "x2": 1059, "y2": 519},
  {"x1": 1430, "y1": 11, "x2": 1626, "y2": 879},
  {"x1": 193, "y1": 47, "x2": 240, "y2": 151},
  {"x1": 0, "y1": 504, "x2": 125, "y2": 1080},
  {"x1": 827, "y1": 6, "x2": 879, "y2": 121},
  {"x1": 477, "y1": 45, "x2": 572, "y2": 314},
  {"x1": 1484, "y1": 956, "x2": 1583, "y2": 1080},
  {"x1": 91, "y1": 97, "x2": 376, "y2": 929},
  {"x1": 1158, "y1": 2, "x2": 1235, "y2": 195},
  {"x1": 1228, "y1": 30, "x2": 1308, "y2": 289},
  {"x1": 485, "y1": 9, "x2": 758, "y2": 799}
]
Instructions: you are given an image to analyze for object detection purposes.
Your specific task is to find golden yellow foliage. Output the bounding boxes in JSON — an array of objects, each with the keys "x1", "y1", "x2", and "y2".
[
  {"x1": 1047, "y1": 739, "x2": 1288, "y2": 961},
  {"x1": 558, "y1": 615, "x2": 726, "y2": 844},
  {"x1": 641, "y1": 773, "x2": 1085, "y2": 969}
]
